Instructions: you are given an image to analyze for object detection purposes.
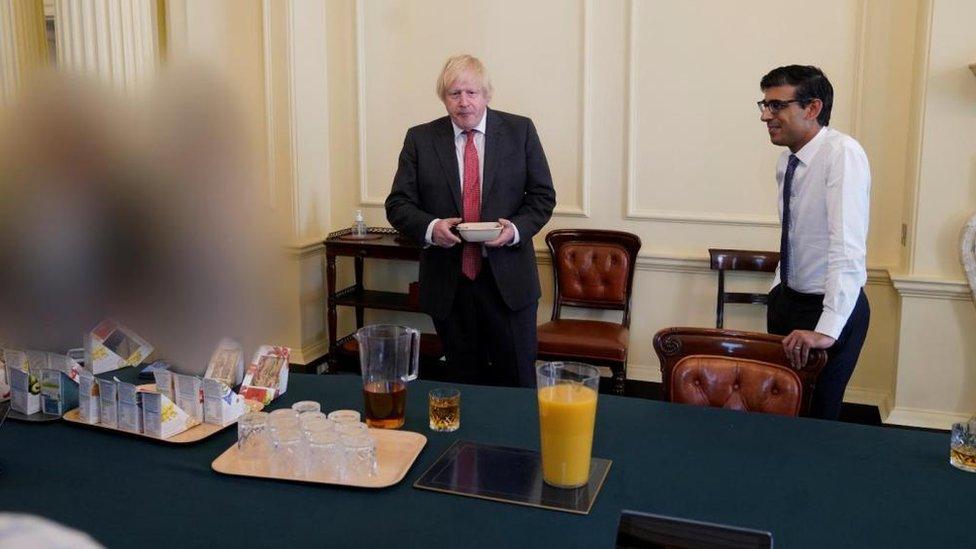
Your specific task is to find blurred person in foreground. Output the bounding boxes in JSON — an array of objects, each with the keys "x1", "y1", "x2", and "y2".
[
  {"x1": 385, "y1": 54, "x2": 556, "y2": 387},
  {"x1": 758, "y1": 65, "x2": 871, "y2": 420},
  {"x1": 0, "y1": 69, "x2": 285, "y2": 371}
]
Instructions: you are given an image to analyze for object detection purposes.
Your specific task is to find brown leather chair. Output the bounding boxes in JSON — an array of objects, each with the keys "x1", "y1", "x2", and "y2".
[
  {"x1": 536, "y1": 229, "x2": 641, "y2": 395},
  {"x1": 708, "y1": 248, "x2": 779, "y2": 329},
  {"x1": 652, "y1": 327, "x2": 827, "y2": 416}
]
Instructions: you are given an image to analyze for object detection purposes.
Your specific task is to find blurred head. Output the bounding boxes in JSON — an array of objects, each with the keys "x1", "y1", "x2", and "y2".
[
  {"x1": 0, "y1": 69, "x2": 284, "y2": 370},
  {"x1": 759, "y1": 65, "x2": 832, "y2": 152},
  {"x1": 436, "y1": 54, "x2": 492, "y2": 131}
]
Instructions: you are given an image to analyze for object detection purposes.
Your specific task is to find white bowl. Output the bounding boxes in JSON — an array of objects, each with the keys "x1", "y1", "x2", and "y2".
[{"x1": 457, "y1": 222, "x2": 503, "y2": 242}]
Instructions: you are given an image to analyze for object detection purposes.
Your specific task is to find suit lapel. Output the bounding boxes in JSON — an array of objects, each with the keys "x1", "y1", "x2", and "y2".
[
  {"x1": 433, "y1": 118, "x2": 463, "y2": 214},
  {"x1": 482, "y1": 109, "x2": 508, "y2": 206}
]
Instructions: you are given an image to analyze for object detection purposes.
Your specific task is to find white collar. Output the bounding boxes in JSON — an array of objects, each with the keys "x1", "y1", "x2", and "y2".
[
  {"x1": 793, "y1": 126, "x2": 829, "y2": 165},
  {"x1": 451, "y1": 109, "x2": 488, "y2": 138}
]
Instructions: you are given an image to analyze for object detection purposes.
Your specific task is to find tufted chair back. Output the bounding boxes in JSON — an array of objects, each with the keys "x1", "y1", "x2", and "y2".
[
  {"x1": 652, "y1": 327, "x2": 827, "y2": 417},
  {"x1": 547, "y1": 230, "x2": 641, "y2": 326},
  {"x1": 671, "y1": 355, "x2": 802, "y2": 416}
]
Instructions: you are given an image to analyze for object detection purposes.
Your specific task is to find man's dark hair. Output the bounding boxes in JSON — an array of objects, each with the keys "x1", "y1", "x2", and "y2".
[{"x1": 760, "y1": 65, "x2": 833, "y2": 126}]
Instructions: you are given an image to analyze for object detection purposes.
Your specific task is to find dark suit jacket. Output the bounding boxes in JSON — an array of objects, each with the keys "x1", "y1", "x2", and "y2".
[{"x1": 385, "y1": 109, "x2": 556, "y2": 321}]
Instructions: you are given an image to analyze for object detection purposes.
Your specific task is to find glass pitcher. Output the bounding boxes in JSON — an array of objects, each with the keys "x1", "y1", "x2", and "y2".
[{"x1": 355, "y1": 324, "x2": 420, "y2": 429}]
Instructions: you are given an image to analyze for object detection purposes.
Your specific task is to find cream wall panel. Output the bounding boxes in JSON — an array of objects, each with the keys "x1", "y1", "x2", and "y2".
[
  {"x1": 357, "y1": 0, "x2": 586, "y2": 215},
  {"x1": 910, "y1": 0, "x2": 976, "y2": 278},
  {"x1": 855, "y1": 0, "x2": 918, "y2": 268},
  {"x1": 326, "y1": 0, "x2": 362, "y2": 231},
  {"x1": 627, "y1": 0, "x2": 862, "y2": 225},
  {"x1": 890, "y1": 296, "x2": 976, "y2": 428}
]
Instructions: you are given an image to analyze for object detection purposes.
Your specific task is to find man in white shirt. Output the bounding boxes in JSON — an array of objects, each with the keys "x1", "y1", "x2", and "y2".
[{"x1": 759, "y1": 65, "x2": 871, "y2": 420}]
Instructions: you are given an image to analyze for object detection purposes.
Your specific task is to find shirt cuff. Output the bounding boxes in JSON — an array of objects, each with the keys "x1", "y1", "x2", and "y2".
[
  {"x1": 815, "y1": 311, "x2": 847, "y2": 341},
  {"x1": 424, "y1": 218, "x2": 440, "y2": 248},
  {"x1": 507, "y1": 223, "x2": 521, "y2": 246}
]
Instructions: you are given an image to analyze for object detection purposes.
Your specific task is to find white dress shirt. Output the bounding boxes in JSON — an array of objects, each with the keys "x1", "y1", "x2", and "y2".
[
  {"x1": 772, "y1": 126, "x2": 871, "y2": 340},
  {"x1": 424, "y1": 110, "x2": 520, "y2": 247}
]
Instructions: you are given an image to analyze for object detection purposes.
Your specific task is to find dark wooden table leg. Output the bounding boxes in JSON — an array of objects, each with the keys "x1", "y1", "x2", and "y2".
[
  {"x1": 613, "y1": 363, "x2": 626, "y2": 395},
  {"x1": 326, "y1": 252, "x2": 337, "y2": 374},
  {"x1": 354, "y1": 255, "x2": 365, "y2": 328}
]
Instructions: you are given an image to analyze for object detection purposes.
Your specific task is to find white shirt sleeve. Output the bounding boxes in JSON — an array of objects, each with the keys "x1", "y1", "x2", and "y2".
[
  {"x1": 424, "y1": 218, "x2": 440, "y2": 247},
  {"x1": 815, "y1": 140, "x2": 870, "y2": 339},
  {"x1": 508, "y1": 224, "x2": 520, "y2": 246}
]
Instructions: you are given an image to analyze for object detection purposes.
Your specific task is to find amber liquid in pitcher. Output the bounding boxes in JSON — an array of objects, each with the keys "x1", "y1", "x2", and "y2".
[{"x1": 363, "y1": 381, "x2": 407, "y2": 429}]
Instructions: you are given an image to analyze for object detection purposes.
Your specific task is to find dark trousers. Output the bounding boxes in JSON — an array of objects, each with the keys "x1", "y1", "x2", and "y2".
[
  {"x1": 767, "y1": 284, "x2": 870, "y2": 420},
  {"x1": 431, "y1": 265, "x2": 538, "y2": 388}
]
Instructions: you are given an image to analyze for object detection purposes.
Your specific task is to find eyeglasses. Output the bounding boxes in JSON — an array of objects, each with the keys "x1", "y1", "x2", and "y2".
[{"x1": 757, "y1": 99, "x2": 804, "y2": 114}]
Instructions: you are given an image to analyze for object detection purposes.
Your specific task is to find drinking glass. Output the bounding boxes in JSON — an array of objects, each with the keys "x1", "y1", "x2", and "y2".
[
  {"x1": 270, "y1": 408, "x2": 299, "y2": 419},
  {"x1": 292, "y1": 400, "x2": 322, "y2": 414},
  {"x1": 336, "y1": 421, "x2": 369, "y2": 436},
  {"x1": 271, "y1": 426, "x2": 306, "y2": 478},
  {"x1": 341, "y1": 433, "x2": 377, "y2": 479},
  {"x1": 300, "y1": 412, "x2": 331, "y2": 431},
  {"x1": 536, "y1": 362, "x2": 600, "y2": 488},
  {"x1": 302, "y1": 420, "x2": 333, "y2": 441},
  {"x1": 950, "y1": 418, "x2": 976, "y2": 472},
  {"x1": 307, "y1": 429, "x2": 342, "y2": 481},
  {"x1": 328, "y1": 409, "x2": 361, "y2": 424},
  {"x1": 428, "y1": 388, "x2": 461, "y2": 432},
  {"x1": 237, "y1": 411, "x2": 271, "y2": 460}
]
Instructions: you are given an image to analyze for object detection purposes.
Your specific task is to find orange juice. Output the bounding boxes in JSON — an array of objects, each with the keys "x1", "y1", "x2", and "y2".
[{"x1": 538, "y1": 383, "x2": 598, "y2": 488}]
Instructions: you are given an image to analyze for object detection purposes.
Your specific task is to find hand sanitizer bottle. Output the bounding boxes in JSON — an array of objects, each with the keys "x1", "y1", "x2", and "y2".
[{"x1": 352, "y1": 210, "x2": 367, "y2": 237}]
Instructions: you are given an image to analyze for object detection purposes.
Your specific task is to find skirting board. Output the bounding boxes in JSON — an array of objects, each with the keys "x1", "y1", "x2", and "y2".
[
  {"x1": 884, "y1": 406, "x2": 970, "y2": 431},
  {"x1": 291, "y1": 337, "x2": 329, "y2": 366}
]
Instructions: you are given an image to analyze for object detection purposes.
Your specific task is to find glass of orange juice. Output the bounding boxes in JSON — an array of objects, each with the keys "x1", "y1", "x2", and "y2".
[{"x1": 536, "y1": 362, "x2": 600, "y2": 488}]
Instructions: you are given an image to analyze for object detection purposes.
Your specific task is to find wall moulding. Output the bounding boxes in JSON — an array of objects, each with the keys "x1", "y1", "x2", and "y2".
[
  {"x1": 537, "y1": 249, "x2": 892, "y2": 285},
  {"x1": 354, "y1": 0, "x2": 591, "y2": 218},
  {"x1": 885, "y1": 405, "x2": 971, "y2": 431},
  {"x1": 290, "y1": 236, "x2": 892, "y2": 289},
  {"x1": 623, "y1": 209, "x2": 781, "y2": 228},
  {"x1": 890, "y1": 275, "x2": 971, "y2": 300}
]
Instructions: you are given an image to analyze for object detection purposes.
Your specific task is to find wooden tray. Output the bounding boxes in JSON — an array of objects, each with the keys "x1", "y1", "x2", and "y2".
[
  {"x1": 211, "y1": 428, "x2": 427, "y2": 488},
  {"x1": 62, "y1": 408, "x2": 236, "y2": 444}
]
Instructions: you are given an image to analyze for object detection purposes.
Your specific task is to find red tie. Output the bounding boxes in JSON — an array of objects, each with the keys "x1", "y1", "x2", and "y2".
[{"x1": 461, "y1": 130, "x2": 482, "y2": 280}]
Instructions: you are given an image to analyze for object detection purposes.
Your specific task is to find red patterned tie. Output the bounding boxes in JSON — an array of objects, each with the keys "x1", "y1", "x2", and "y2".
[{"x1": 461, "y1": 130, "x2": 482, "y2": 280}]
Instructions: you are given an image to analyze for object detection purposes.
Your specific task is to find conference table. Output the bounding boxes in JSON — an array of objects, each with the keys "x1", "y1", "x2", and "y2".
[{"x1": 0, "y1": 370, "x2": 971, "y2": 548}]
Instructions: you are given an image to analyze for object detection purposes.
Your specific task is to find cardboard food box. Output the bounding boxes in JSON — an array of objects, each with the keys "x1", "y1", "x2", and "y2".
[
  {"x1": 202, "y1": 378, "x2": 247, "y2": 426},
  {"x1": 86, "y1": 320, "x2": 154, "y2": 375},
  {"x1": 96, "y1": 378, "x2": 118, "y2": 428},
  {"x1": 239, "y1": 345, "x2": 291, "y2": 406},
  {"x1": 204, "y1": 339, "x2": 244, "y2": 388},
  {"x1": 174, "y1": 374, "x2": 204, "y2": 423},
  {"x1": 40, "y1": 369, "x2": 79, "y2": 417},
  {"x1": 9, "y1": 367, "x2": 40, "y2": 415},
  {"x1": 77, "y1": 370, "x2": 100, "y2": 424},
  {"x1": 116, "y1": 380, "x2": 144, "y2": 433},
  {"x1": 0, "y1": 348, "x2": 9, "y2": 402},
  {"x1": 38, "y1": 353, "x2": 82, "y2": 417},
  {"x1": 153, "y1": 370, "x2": 174, "y2": 402},
  {"x1": 142, "y1": 391, "x2": 198, "y2": 439}
]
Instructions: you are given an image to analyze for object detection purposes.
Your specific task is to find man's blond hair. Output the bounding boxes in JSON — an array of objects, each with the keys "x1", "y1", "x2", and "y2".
[{"x1": 435, "y1": 54, "x2": 493, "y2": 101}]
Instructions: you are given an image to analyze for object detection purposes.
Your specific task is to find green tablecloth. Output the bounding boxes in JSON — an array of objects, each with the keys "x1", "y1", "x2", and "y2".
[{"x1": 0, "y1": 370, "x2": 971, "y2": 548}]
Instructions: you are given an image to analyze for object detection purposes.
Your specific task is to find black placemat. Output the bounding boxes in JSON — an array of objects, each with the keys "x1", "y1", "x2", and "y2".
[
  {"x1": 413, "y1": 440, "x2": 611, "y2": 515},
  {"x1": 7, "y1": 409, "x2": 59, "y2": 422}
]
